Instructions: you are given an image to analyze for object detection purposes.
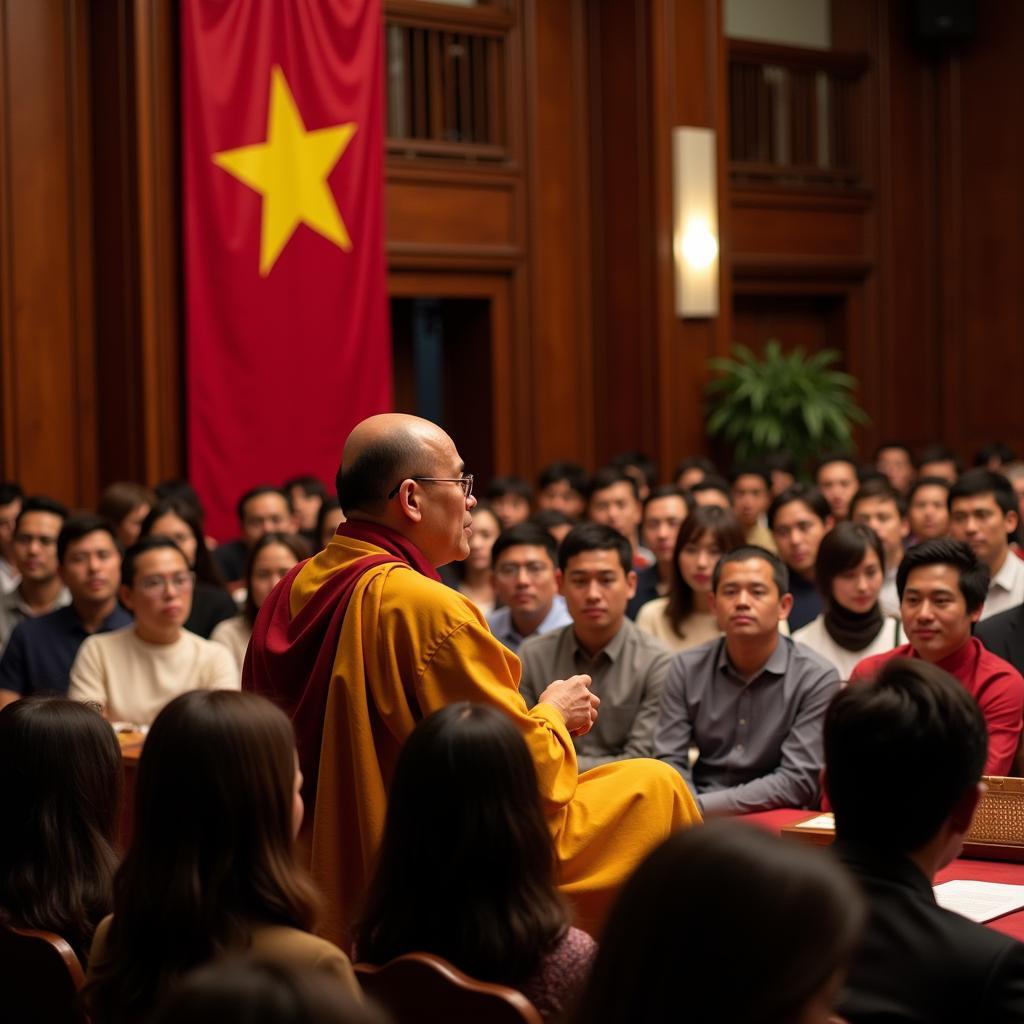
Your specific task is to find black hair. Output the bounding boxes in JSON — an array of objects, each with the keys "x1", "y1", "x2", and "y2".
[
  {"x1": 587, "y1": 466, "x2": 640, "y2": 502},
  {"x1": 917, "y1": 444, "x2": 961, "y2": 474},
  {"x1": 283, "y1": 475, "x2": 327, "y2": 499},
  {"x1": 0, "y1": 481, "x2": 23, "y2": 506},
  {"x1": 336, "y1": 437, "x2": 420, "y2": 514},
  {"x1": 672, "y1": 456, "x2": 717, "y2": 482},
  {"x1": 814, "y1": 523, "x2": 886, "y2": 605},
  {"x1": 874, "y1": 441, "x2": 915, "y2": 464},
  {"x1": 763, "y1": 451, "x2": 797, "y2": 476},
  {"x1": 15, "y1": 495, "x2": 69, "y2": 531},
  {"x1": 974, "y1": 442, "x2": 1014, "y2": 468},
  {"x1": 491, "y1": 522, "x2": 558, "y2": 568},
  {"x1": 767, "y1": 484, "x2": 831, "y2": 531},
  {"x1": 315, "y1": 496, "x2": 342, "y2": 546},
  {"x1": 895, "y1": 537, "x2": 989, "y2": 613},
  {"x1": 537, "y1": 462, "x2": 588, "y2": 494},
  {"x1": 610, "y1": 451, "x2": 658, "y2": 488},
  {"x1": 908, "y1": 475, "x2": 951, "y2": 503},
  {"x1": 814, "y1": 452, "x2": 859, "y2": 478},
  {"x1": 711, "y1": 545, "x2": 790, "y2": 596},
  {"x1": 643, "y1": 484, "x2": 693, "y2": 516},
  {"x1": 689, "y1": 475, "x2": 731, "y2": 499},
  {"x1": 558, "y1": 522, "x2": 633, "y2": 575},
  {"x1": 728, "y1": 464, "x2": 772, "y2": 489},
  {"x1": 121, "y1": 536, "x2": 189, "y2": 588},
  {"x1": 825, "y1": 658, "x2": 988, "y2": 853},
  {"x1": 235, "y1": 486, "x2": 292, "y2": 523},
  {"x1": 850, "y1": 477, "x2": 908, "y2": 518},
  {"x1": 141, "y1": 498, "x2": 226, "y2": 587},
  {"x1": 948, "y1": 468, "x2": 1018, "y2": 519},
  {"x1": 485, "y1": 474, "x2": 532, "y2": 501},
  {"x1": 153, "y1": 480, "x2": 206, "y2": 523},
  {"x1": 530, "y1": 508, "x2": 574, "y2": 530},
  {"x1": 58, "y1": 515, "x2": 121, "y2": 565}
]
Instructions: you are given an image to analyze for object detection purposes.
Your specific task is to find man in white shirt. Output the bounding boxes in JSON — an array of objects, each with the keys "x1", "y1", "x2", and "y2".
[
  {"x1": 69, "y1": 535, "x2": 238, "y2": 723},
  {"x1": 948, "y1": 469, "x2": 1024, "y2": 620}
]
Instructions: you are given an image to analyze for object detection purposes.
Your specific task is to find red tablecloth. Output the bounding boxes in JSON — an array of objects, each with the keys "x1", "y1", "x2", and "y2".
[{"x1": 741, "y1": 808, "x2": 1024, "y2": 942}]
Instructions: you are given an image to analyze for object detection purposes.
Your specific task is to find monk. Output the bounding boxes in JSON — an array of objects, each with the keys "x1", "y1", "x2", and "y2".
[{"x1": 244, "y1": 414, "x2": 700, "y2": 949}]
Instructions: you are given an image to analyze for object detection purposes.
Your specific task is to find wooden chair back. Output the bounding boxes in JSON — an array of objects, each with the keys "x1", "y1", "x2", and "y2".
[
  {"x1": 354, "y1": 952, "x2": 542, "y2": 1024},
  {"x1": 0, "y1": 922, "x2": 87, "y2": 1023}
]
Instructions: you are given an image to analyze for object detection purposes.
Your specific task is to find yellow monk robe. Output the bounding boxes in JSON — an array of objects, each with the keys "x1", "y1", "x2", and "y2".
[{"x1": 285, "y1": 532, "x2": 701, "y2": 948}]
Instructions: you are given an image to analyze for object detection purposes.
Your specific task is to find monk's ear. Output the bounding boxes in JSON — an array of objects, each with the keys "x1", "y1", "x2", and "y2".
[{"x1": 396, "y1": 481, "x2": 423, "y2": 523}]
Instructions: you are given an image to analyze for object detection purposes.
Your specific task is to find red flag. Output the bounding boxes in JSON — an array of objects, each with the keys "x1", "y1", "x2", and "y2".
[{"x1": 182, "y1": 0, "x2": 390, "y2": 541}]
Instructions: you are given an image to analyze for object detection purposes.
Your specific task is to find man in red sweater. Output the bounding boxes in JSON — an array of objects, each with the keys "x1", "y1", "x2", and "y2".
[{"x1": 850, "y1": 538, "x2": 1024, "y2": 776}]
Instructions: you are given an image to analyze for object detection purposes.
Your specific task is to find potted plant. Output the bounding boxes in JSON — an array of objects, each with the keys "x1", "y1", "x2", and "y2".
[{"x1": 704, "y1": 341, "x2": 868, "y2": 470}]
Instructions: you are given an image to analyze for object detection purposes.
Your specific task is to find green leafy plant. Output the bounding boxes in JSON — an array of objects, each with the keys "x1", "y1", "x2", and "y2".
[{"x1": 704, "y1": 341, "x2": 869, "y2": 468}]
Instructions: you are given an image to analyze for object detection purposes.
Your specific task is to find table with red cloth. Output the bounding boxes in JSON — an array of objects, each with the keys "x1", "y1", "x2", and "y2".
[{"x1": 743, "y1": 808, "x2": 1024, "y2": 943}]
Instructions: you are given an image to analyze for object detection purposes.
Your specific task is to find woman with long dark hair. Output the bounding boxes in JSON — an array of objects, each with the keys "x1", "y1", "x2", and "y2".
[
  {"x1": 792, "y1": 521, "x2": 903, "y2": 679},
  {"x1": 0, "y1": 698, "x2": 121, "y2": 965},
  {"x1": 140, "y1": 497, "x2": 236, "y2": 638},
  {"x1": 635, "y1": 505, "x2": 746, "y2": 652},
  {"x1": 573, "y1": 821, "x2": 864, "y2": 1024},
  {"x1": 83, "y1": 690, "x2": 358, "y2": 1023},
  {"x1": 356, "y1": 702, "x2": 595, "y2": 1021}
]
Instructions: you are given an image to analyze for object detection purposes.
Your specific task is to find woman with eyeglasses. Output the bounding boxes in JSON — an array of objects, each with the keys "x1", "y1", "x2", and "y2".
[{"x1": 68, "y1": 537, "x2": 240, "y2": 725}]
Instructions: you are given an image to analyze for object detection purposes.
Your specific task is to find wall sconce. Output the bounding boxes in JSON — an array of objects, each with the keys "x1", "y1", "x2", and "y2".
[{"x1": 672, "y1": 126, "x2": 719, "y2": 318}]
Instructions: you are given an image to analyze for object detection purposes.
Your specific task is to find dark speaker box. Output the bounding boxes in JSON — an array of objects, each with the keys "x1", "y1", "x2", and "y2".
[{"x1": 913, "y1": 0, "x2": 976, "y2": 41}]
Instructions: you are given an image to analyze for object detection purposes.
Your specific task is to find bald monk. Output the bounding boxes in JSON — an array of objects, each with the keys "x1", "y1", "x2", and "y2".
[{"x1": 244, "y1": 414, "x2": 700, "y2": 948}]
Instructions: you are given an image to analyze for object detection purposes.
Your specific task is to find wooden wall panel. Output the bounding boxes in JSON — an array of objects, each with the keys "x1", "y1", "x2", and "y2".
[{"x1": 0, "y1": 0, "x2": 96, "y2": 505}]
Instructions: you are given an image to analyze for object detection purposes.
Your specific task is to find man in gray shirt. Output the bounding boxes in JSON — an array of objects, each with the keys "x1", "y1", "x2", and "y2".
[
  {"x1": 654, "y1": 545, "x2": 839, "y2": 816},
  {"x1": 520, "y1": 522, "x2": 672, "y2": 771}
]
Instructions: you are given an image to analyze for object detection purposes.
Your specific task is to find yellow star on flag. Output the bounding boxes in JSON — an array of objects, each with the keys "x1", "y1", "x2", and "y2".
[{"x1": 213, "y1": 65, "x2": 357, "y2": 276}]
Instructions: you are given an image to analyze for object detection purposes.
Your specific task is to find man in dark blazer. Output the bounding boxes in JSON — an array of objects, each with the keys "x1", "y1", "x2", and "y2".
[
  {"x1": 825, "y1": 657, "x2": 1024, "y2": 1023},
  {"x1": 976, "y1": 602, "x2": 1024, "y2": 676}
]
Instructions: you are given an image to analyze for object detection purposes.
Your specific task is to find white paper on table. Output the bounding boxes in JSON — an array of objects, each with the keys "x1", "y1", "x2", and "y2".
[
  {"x1": 794, "y1": 813, "x2": 835, "y2": 831},
  {"x1": 933, "y1": 880, "x2": 1024, "y2": 923}
]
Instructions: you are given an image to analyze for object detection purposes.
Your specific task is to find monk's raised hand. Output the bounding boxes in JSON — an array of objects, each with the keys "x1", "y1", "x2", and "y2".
[{"x1": 538, "y1": 674, "x2": 600, "y2": 736}]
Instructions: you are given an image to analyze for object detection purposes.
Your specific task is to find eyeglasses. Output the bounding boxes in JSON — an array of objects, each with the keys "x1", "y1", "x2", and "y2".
[
  {"x1": 137, "y1": 572, "x2": 195, "y2": 594},
  {"x1": 387, "y1": 474, "x2": 474, "y2": 500},
  {"x1": 495, "y1": 561, "x2": 551, "y2": 580}
]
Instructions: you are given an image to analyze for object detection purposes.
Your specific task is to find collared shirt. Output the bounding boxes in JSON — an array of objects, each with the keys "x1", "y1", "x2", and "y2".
[
  {"x1": 654, "y1": 635, "x2": 839, "y2": 816},
  {"x1": 787, "y1": 572, "x2": 822, "y2": 632},
  {"x1": 0, "y1": 584, "x2": 71, "y2": 655},
  {"x1": 0, "y1": 557, "x2": 19, "y2": 595},
  {"x1": 487, "y1": 596, "x2": 572, "y2": 654},
  {"x1": 0, "y1": 603, "x2": 132, "y2": 697},
  {"x1": 980, "y1": 551, "x2": 1024, "y2": 621},
  {"x1": 518, "y1": 617, "x2": 672, "y2": 772}
]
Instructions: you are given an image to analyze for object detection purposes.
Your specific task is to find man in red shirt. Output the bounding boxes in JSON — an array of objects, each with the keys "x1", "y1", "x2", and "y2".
[{"x1": 850, "y1": 538, "x2": 1024, "y2": 776}]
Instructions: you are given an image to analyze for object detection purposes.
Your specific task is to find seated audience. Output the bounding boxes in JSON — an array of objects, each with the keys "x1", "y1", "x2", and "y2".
[
  {"x1": 628, "y1": 485, "x2": 691, "y2": 617},
  {"x1": 769, "y1": 484, "x2": 834, "y2": 631},
  {"x1": 673, "y1": 455, "x2": 716, "y2": 491},
  {"x1": 69, "y1": 537, "x2": 238, "y2": 724},
  {"x1": 83, "y1": 690, "x2": 359, "y2": 1022},
  {"x1": 688, "y1": 474, "x2": 731, "y2": 509},
  {"x1": 587, "y1": 467, "x2": 652, "y2": 569},
  {"x1": 97, "y1": 481, "x2": 156, "y2": 549},
  {"x1": 355, "y1": 703, "x2": 596, "y2": 1021},
  {"x1": 917, "y1": 444, "x2": 961, "y2": 484},
  {"x1": 212, "y1": 532, "x2": 308, "y2": 673},
  {"x1": 214, "y1": 485, "x2": 297, "y2": 583},
  {"x1": 875, "y1": 441, "x2": 916, "y2": 494},
  {"x1": 908, "y1": 474, "x2": 951, "y2": 542},
  {"x1": 486, "y1": 474, "x2": 533, "y2": 529},
  {"x1": 0, "y1": 698, "x2": 120, "y2": 966},
  {"x1": 0, "y1": 516, "x2": 130, "y2": 706},
  {"x1": 792, "y1": 522, "x2": 903, "y2": 679},
  {"x1": 635, "y1": 505, "x2": 745, "y2": 653},
  {"x1": 572, "y1": 821, "x2": 864, "y2": 1024},
  {"x1": 141, "y1": 498, "x2": 236, "y2": 637},
  {"x1": 519, "y1": 523, "x2": 670, "y2": 770},
  {"x1": 764, "y1": 451, "x2": 797, "y2": 496},
  {"x1": 487, "y1": 523, "x2": 571, "y2": 654},
  {"x1": 948, "y1": 469, "x2": 1024, "y2": 618},
  {"x1": 850, "y1": 538, "x2": 1024, "y2": 776},
  {"x1": 284, "y1": 475, "x2": 327, "y2": 548},
  {"x1": 729, "y1": 464, "x2": 776, "y2": 551},
  {"x1": 974, "y1": 441, "x2": 1015, "y2": 471},
  {"x1": 826, "y1": 659, "x2": 1024, "y2": 1023},
  {"x1": 531, "y1": 507, "x2": 574, "y2": 546},
  {"x1": 654, "y1": 546, "x2": 839, "y2": 815},
  {"x1": 610, "y1": 450, "x2": 657, "y2": 504},
  {"x1": 448, "y1": 502, "x2": 502, "y2": 614},
  {"x1": 0, "y1": 481, "x2": 23, "y2": 593},
  {"x1": 850, "y1": 478, "x2": 910, "y2": 616},
  {"x1": 316, "y1": 496, "x2": 345, "y2": 549},
  {"x1": 536, "y1": 462, "x2": 588, "y2": 520},
  {"x1": 815, "y1": 453, "x2": 860, "y2": 521},
  {"x1": 151, "y1": 959, "x2": 382, "y2": 1024},
  {"x1": 0, "y1": 496, "x2": 70, "y2": 653}
]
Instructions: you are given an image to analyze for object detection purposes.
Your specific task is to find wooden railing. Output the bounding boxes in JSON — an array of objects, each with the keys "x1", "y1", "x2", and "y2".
[
  {"x1": 384, "y1": 0, "x2": 513, "y2": 161},
  {"x1": 728, "y1": 40, "x2": 869, "y2": 188}
]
